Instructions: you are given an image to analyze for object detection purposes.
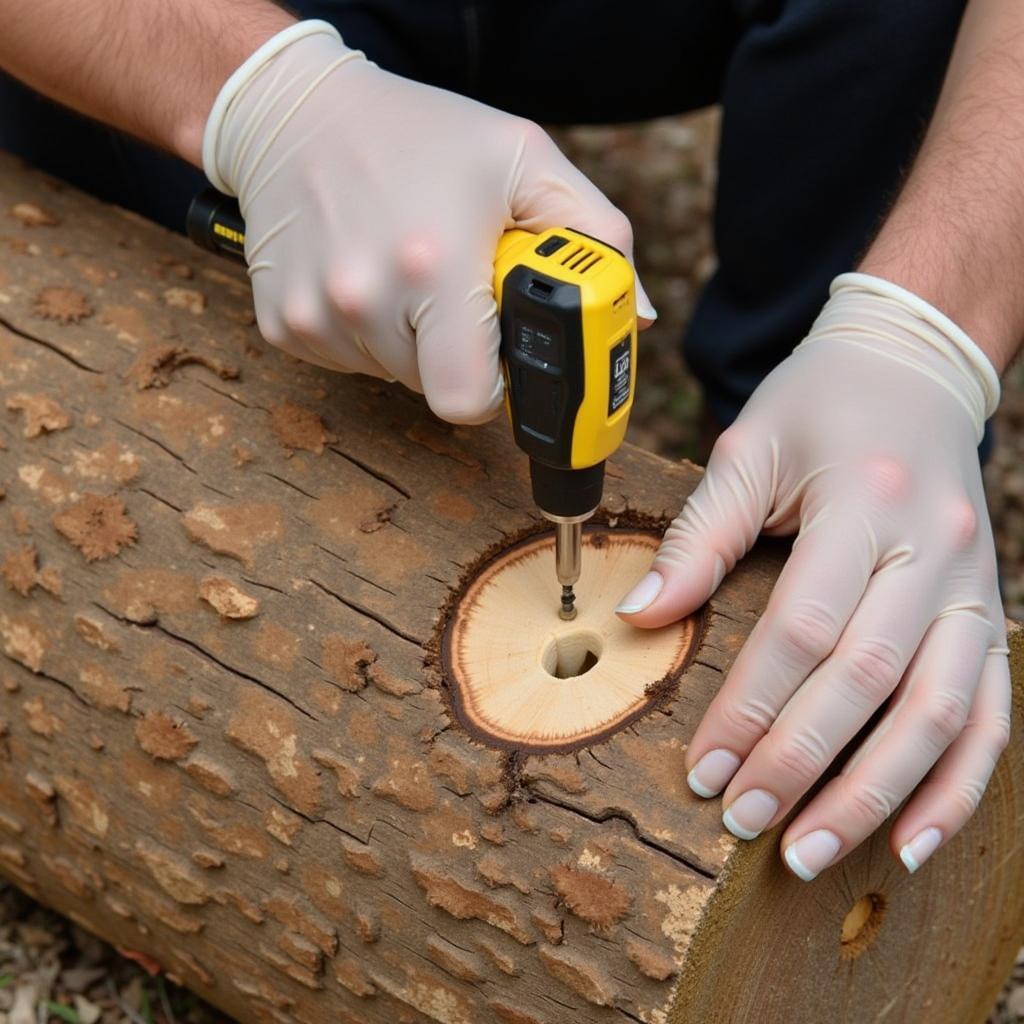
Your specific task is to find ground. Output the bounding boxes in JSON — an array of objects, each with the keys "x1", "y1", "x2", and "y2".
[{"x1": 0, "y1": 111, "x2": 1021, "y2": 1022}]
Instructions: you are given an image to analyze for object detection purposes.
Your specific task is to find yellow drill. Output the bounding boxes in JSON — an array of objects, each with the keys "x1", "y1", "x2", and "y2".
[
  {"x1": 493, "y1": 229, "x2": 637, "y2": 619},
  {"x1": 187, "y1": 193, "x2": 638, "y2": 619}
]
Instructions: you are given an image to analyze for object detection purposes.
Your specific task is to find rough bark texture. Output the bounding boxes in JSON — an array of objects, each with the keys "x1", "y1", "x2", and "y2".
[{"x1": 0, "y1": 151, "x2": 1021, "y2": 1024}]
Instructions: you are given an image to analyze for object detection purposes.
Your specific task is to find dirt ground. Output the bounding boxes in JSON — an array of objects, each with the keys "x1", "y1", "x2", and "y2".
[{"x1": 0, "y1": 112, "x2": 1020, "y2": 1022}]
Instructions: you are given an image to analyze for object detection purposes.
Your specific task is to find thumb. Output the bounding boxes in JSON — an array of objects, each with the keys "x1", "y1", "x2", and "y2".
[
  {"x1": 510, "y1": 126, "x2": 658, "y2": 321},
  {"x1": 617, "y1": 428, "x2": 772, "y2": 628}
]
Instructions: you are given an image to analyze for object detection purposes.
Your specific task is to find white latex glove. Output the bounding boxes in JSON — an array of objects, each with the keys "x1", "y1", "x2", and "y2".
[
  {"x1": 203, "y1": 20, "x2": 655, "y2": 423},
  {"x1": 618, "y1": 273, "x2": 1010, "y2": 880}
]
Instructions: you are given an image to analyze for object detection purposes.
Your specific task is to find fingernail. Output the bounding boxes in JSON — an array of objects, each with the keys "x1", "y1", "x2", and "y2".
[
  {"x1": 615, "y1": 571, "x2": 664, "y2": 614},
  {"x1": 722, "y1": 789, "x2": 779, "y2": 840},
  {"x1": 636, "y1": 297, "x2": 659, "y2": 321},
  {"x1": 687, "y1": 749, "x2": 741, "y2": 799},
  {"x1": 784, "y1": 830, "x2": 842, "y2": 882},
  {"x1": 899, "y1": 827, "x2": 942, "y2": 874}
]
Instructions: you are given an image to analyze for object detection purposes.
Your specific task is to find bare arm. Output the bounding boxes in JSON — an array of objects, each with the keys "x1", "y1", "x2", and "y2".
[
  {"x1": 0, "y1": 0, "x2": 295, "y2": 166},
  {"x1": 861, "y1": 0, "x2": 1024, "y2": 372}
]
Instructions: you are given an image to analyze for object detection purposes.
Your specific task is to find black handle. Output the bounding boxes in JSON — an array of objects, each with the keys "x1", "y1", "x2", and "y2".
[{"x1": 186, "y1": 188, "x2": 247, "y2": 263}]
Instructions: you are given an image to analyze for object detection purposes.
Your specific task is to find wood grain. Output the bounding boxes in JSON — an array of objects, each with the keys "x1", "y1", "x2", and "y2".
[{"x1": 0, "y1": 152, "x2": 1020, "y2": 1024}]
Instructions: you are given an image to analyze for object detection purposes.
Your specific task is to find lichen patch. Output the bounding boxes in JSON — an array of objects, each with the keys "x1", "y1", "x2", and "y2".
[
  {"x1": 69, "y1": 443, "x2": 140, "y2": 484},
  {"x1": 78, "y1": 663, "x2": 132, "y2": 713},
  {"x1": 0, "y1": 613, "x2": 48, "y2": 672},
  {"x1": 549, "y1": 864, "x2": 631, "y2": 930},
  {"x1": 53, "y1": 494, "x2": 137, "y2": 561},
  {"x1": 321, "y1": 636, "x2": 375, "y2": 692},
  {"x1": 654, "y1": 882, "x2": 709, "y2": 956},
  {"x1": 1, "y1": 544, "x2": 39, "y2": 596},
  {"x1": 225, "y1": 694, "x2": 322, "y2": 815},
  {"x1": 182, "y1": 502, "x2": 283, "y2": 564},
  {"x1": 270, "y1": 401, "x2": 336, "y2": 455},
  {"x1": 33, "y1": 286, "x2": 92, "y2": 324},
  {"x1": 5, "y1": 393, "x2": 71, "y2": 437},
  {"x1": 74, "y1": 615, "x2": 120, "y2": 652},
  {"x1": 136, "y1": 711, "x2": 199, "y2": 761}
]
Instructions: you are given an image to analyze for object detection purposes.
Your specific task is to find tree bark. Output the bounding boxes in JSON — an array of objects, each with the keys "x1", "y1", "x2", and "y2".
[{"x1": 0, "y1": 151, "x2": 1021, "y2": 1024}]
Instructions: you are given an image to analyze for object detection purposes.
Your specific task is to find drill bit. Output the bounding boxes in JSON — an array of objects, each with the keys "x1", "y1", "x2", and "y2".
[{"x1": 553, "y1": 519, "x2": 583, "y2": 620}]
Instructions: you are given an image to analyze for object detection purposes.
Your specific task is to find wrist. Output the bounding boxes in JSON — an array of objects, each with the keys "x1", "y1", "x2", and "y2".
[
  {"x1": 857, "y1": 246, "x2": 1019, "y2": 375},
  {"x1": 201, "y1": 19, "x2": 363, "y2": 194},
  {"x1": 171, "y1": 4, "x2": 297, "y2": 166},
  {"x1": 799, "y1": 273, "x2": 1000, "y2": 442}
]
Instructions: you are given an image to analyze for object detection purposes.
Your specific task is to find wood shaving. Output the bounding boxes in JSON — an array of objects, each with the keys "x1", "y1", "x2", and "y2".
[
  {"x1": 198, "y1": 575, "x2": 260, "y2": 620},
  {"x1": 52, "y1": 494, "x2": 137, "y2": 561},
  {"x1": 33, "y1": 285, "x2": 93, "y2": 324},
  {"x1": 127, "y1": 344, "x2": 239, "y2": 390},
  {"x1": 5, "y1": 393, "x2": 71, "y2": 438}
]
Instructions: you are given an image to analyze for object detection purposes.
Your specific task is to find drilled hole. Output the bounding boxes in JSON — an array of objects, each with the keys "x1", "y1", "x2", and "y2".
[
  {"x1": 840, "y1": 892, "x2": 887, "y2": 960},
  {"x1": 541, "y1": 630, "x2": 604, "y2": 679}
]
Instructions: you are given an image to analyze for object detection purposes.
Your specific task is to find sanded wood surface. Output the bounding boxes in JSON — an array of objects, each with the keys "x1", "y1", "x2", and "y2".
[{"x1": 0, "y1": 150, "x2": 1021, "y2": 1024}]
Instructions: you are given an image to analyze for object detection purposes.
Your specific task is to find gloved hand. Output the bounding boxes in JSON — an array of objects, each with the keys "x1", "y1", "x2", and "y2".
[
  {"x1": 617, "y1": 273, "x2": 1010, "y2": 880},
  {"x1": 203, "y1": 20, "x2": 655, "y2": 424}
]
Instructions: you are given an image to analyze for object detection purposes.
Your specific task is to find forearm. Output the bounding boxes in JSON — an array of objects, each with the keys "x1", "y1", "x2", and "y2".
[
  {"x1": 0, "y1": 0, "x2": 295, "y2": 166},
  {"x1": 860, "y1": 0, "x2": 1024, "y2": 372}
]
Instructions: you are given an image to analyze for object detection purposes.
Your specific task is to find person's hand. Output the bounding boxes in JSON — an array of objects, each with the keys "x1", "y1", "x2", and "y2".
[
  {"x1": 617, "y1": 274, "x2": 1010, "y2": 880},
  {"x1": 203, "y1": 20, "x2": 655, "y2": 424}
]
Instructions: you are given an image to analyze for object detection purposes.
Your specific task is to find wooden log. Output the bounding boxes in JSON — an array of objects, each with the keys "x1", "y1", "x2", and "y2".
[{"x1": 0, "y1": 150, "x2": 1021, "y2": 1024}]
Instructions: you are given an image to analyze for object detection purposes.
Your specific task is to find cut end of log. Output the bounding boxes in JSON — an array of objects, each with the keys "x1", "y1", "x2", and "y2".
[{"x1": 441, "y1": 528, "x2": 701, "y2": 753}]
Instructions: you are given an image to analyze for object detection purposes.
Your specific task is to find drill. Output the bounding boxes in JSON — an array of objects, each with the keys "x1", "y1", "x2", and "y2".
[{"x1": 187, "y1": 192, "x2": 638, "y2": 620}]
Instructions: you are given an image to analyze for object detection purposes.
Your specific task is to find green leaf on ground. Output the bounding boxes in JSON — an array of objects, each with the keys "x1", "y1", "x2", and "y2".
[
  {"x1": 141, "y1": 984, "x2": 155, "y2": 1024},
  {"x1": 45, "y1": 1002, "x2": 81, "y2": 1024}
]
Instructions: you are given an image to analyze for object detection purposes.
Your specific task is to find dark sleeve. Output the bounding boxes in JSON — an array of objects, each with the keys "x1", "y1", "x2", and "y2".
[{"x1": 314, "y1": 0, "x2": 738, "y2": 123}]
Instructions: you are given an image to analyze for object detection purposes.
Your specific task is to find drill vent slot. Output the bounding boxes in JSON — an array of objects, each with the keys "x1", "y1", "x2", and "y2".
[
  {"x1": 559, "y1": 245, "x2": 603, "y2": 275},
  {"x1": 560, "y1": 245, "x2": 585, "y2": 266}
]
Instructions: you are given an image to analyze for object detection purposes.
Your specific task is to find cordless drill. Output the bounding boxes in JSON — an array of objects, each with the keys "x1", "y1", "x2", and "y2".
[{"x1": 187, "y1": 191, "x2": 638, "y2": 620}]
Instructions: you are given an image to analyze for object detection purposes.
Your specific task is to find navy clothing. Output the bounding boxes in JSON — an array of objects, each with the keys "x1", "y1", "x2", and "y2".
[{"x1": 0, "y1": 0, "x2": 973, "y2": 439}]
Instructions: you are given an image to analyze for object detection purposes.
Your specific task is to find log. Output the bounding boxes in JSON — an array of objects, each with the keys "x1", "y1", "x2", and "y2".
[{"x1": 0, "y1": 149, "x2": 1021, "y2": 1024}]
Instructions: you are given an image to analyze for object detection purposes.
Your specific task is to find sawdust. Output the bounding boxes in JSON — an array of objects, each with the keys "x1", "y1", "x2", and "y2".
[
  {"x1": 5, "y1": 393, "x2": 71, "y2": 437},
  {"x1": 33, "y1": 286, "x2": 92, "y2": 324},
  {"x1": 9, "y1": 202, "x2": 58, "y2": 227},
  {"x1": 198, "y1": 576, "x2": 260, "y2": 620},
  {"x1": 128, "y1": 344, "x2": 239, "y2": 390},
  {"x1": 269, "y1": 401, "x2": 336, "y2": 455},
  {"x1": 52, "y1": 494, "x2": 137, "y2": 561},
  {"x1": 135, "y1": 711, "x2": 198, "y2": 761}
]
